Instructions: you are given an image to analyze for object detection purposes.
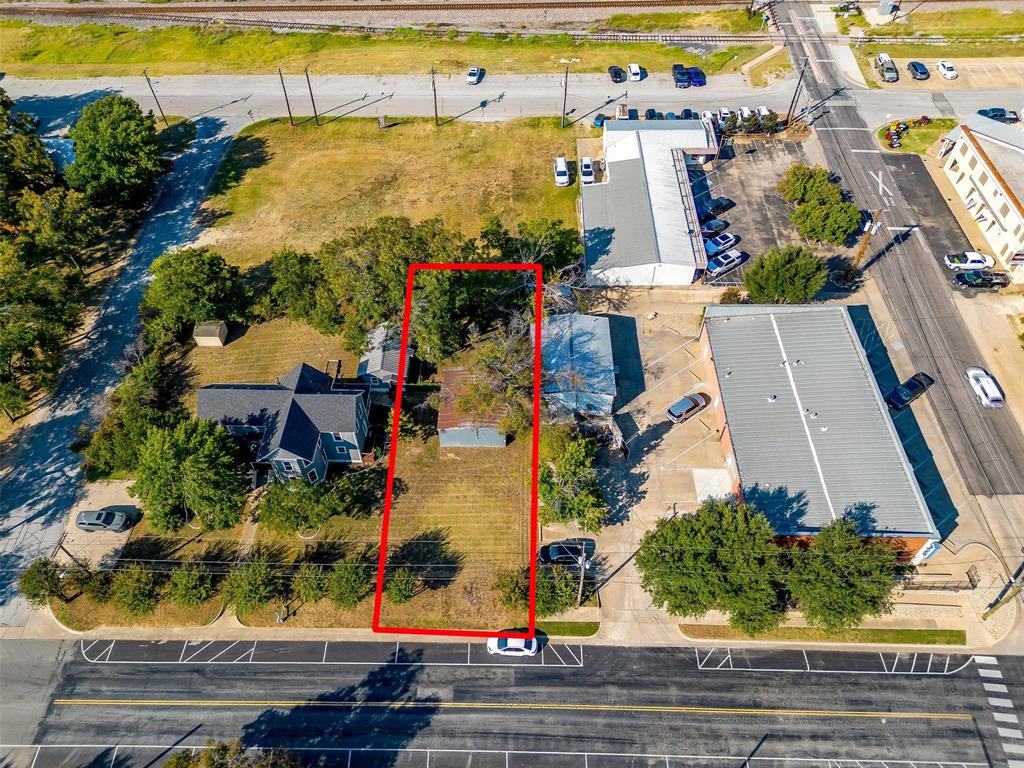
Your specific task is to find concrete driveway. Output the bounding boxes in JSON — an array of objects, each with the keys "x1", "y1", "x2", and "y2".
[
  {"x1": 0, "y1": 96, "x2": 247, "y2": 632},
  {"x1": 58, "y1": 482, "x2": 138, "y2": 570}
]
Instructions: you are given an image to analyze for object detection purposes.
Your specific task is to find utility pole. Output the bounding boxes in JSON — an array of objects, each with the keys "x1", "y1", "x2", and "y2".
[
  {"x1": 576, "y1": 554, "x2": 587, "y2": 607},
  {"x1": 560, "y1": 65, "x2": 569, "y2": 128},
  {"x1": 785, "y1": 57, "x2": 809, "y2": 128},
  {"x1": 305, "y1": 65, "x2": 320, "y2": 126},
  {"x1": 278, "y1": 68, "x2": 295, "y2": 127},
  {"x1": 142, "y1": 68, "x2": 169, "y2": 128},
  {"x1": 431, "y1": 67, "x2": 439, "y2": 127},
  {"x1": 852, "y1": 208, "x2": 883, "y2": 270}
]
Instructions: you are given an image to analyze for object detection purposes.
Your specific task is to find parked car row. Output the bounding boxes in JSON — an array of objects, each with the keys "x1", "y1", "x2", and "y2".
[
  {"x1": 874, "y1": 53, "x2": 958, "y2": 83},
  {"x1": 552, "y1": 155, "x2": 596, "y2": 187},
  {"x1": 608, "y1": 63, "x2": 707, "y2": 86}
]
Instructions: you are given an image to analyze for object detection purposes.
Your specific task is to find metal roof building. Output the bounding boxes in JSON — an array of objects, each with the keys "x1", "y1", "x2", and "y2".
[
  {"x1": 700, "y1": 305, "x2": 940, "y2": 562},
  {"x1": 358, "y1": 322, "x2": 407, "y2": 385},
  {"x1": 537, "y1": 313, "x2": 616, "y2": 416},
  {"x1": 581, "y1": 121, "x2": 717, "y2": 287}
]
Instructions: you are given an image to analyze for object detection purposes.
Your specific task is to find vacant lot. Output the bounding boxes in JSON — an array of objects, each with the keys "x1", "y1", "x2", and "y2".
[
  {"x1": 866, "y1": 9, "x2": 1024, "y2": 38},
  {"x1": 182, "y1": 319, "x2": 358, "y2": 412},
  {"x1": 378, "y1": 437, "x2": 533, "y2": 631},
  {"x1": 199, "y1": 117, "x2": 582, "y2": 268},
  {"x1": 591, "y1": 10, "x2": 761, "y2": 33},
  {"x1": 747, "y1": 47, "x2": 793, "y2": 87},
  {"x1": 0, "y1": 21, "x2": 769, "y2": 79}
]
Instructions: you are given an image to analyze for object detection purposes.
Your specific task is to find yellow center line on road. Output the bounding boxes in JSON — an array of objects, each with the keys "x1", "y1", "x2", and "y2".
[{"x1": 52, "y1": 699, "x2": 971, "y2": 720}]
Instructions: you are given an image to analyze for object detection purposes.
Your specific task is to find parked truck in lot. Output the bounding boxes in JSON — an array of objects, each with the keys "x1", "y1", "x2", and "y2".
[{"x1": 874, "y1": 53, "x2": 899, "y2": 83}]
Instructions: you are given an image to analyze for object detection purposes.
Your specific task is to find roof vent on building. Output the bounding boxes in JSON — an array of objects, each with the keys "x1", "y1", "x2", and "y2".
[
  {"x1": 820, "y1": 426, "x2": 829, "y2": 432},
  {"x1": 792, "y1": 359, "x2": 804, "y2": 366},
  {"x1": 767, "y1": 394, "x2": 777, "y2": 402},
  {"x1": 778, "y1": 360, "x2": 787, "y2": 367}
]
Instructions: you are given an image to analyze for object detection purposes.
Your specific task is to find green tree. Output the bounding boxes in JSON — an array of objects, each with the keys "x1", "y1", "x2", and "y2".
[
  {"x1": 480, "y1": 217, "x2": 582, "y2": 275},
  {"x1": 17, "y1": 558, "x2": 65, "y2": 606},
  {"x1": 384, "y1": 566, "x2": 417, "y2": 604},
  {"x1": 635, "y1": 498, "x2": 785, "y2": 636},
  {"x1": 166, "y1": 740, "x2": 299, "y2": 768},
  {"x1": 329, "y1": 560, "x2": 372, "y2": 608},
  {"x1": 112, "y1": 563, "x2": 160, "y2": 616},
  {"x1": 131, "y1": 419, "x2": 247, "y2": 532},
  {"x1": 221, "y1": 555, "x2": 280, "y2": 615},
  {"x1": 0, "y1": 87, "x2": 56, "y2": 224},
  {"x1": 291, "y1": 562, "x2": 328, "y2": 604},
  {"x1": 777, "y1": 164, "x2": 841, "y2": 206},
  {"x1": 538, "y1": 431, "x2": 608, "y2": 533},
  {"x1": 791, "y1": 199, "x2": 861, "y2": 246},
  {"x1": 494, "y1": 564, "x2": 579, "y2": 618},
  {"x1": 65, "y1": 95, "x2": 163, "y2": 206},
  {"x1": 788, "y1": 517, "x2": 903, "y2": 631},
  {"x1": 169, "y1": 560, "x2": 215, "y2": 608},
  {"x1": 142, "y1": 247, "x2": 247, "y2": 343},
  {"x1": 742, "y1": 245, "x2": 828, "y2": 304},
  {"x1": 259, "y1": 247, "x2": 339, "y2": 333},
  {"x1": 15, "y1": 187, "x2": 100, "y2": 272}
]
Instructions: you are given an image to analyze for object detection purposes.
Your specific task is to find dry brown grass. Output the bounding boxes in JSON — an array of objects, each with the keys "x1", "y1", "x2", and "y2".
[
  {"x1": 377, "y1": 436, "x2": 532, "y2": 631},
  {"x1": 51, "y1": 595, "x2": 223, "y2": 632}
]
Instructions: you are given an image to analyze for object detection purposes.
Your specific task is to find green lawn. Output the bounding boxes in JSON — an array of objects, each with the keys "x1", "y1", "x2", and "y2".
[
  {"x1": 681, "y1": 623, "x2": 967, "y2": 645},
  {"x1": 591, "y1": 10, "x2": 762, "y2": 33},
  {"x1": 875, "y1": 118, "x2": 957, "y2": 155},
  {"x1": 747, "y1": 47, "x2": 792, "y2": 87},
  {"x1": 0, "y1": 20, "x2": 770, "y2": 78},
  {"x1": 867, "y1": 9, "x2": 1024, "y2": 38},
  {"x1": 538, "y1": 621, "x2": 601, "y2": 637},
  {"x1": 201, "y1": 117, "x2": 582, "y2": 269}
]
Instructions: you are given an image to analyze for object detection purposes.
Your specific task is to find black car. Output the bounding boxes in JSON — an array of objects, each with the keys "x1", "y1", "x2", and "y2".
[
  {"x1": 952, "y1": 269, "x2": 1012, "y2": 292},
  {"x1": 680, "y1": 108, "x2": 697, "y2": 120},
  {"x1": 978, "y1": 108, "x2": 1020, "y2": 124},
  {"x1": 884, "y1": 372, "x2": 935, "y2": 411},
  {"x1": 627, "y1": 108, "x2": 639, "y2": 120},
  {"x1": 700, "y1": 218, "x2": 729, "y2": 236},
  {"x1": 539, "y1": 538, "x2": 597, "y2": 567},
  {"x1": 907, "y1": 61, "x2": 929, "y2": 80},
  {"x1": 608, "y1": 65, "x2": 627, "y2": 83},
  {"x1": 672, "y1": 64, "x2": 691, "y2": 88},
  {"x1": 644, "y1": 108, "x2": 657, "y2": 120},
  {"x1": 699, "y1": 197, "x2": 735, "y2": 222}
]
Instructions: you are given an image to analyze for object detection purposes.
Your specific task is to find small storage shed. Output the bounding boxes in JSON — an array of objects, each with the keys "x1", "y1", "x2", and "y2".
[
  {"x1": 436, "y1": 368, "x2": 507, "y2": 449},
  {"x1": 358, "y1": 323, "x2": 407, "y2": 385},
  {"x1": 193, "y1": 321, "x2": 229, "y2": 347}
]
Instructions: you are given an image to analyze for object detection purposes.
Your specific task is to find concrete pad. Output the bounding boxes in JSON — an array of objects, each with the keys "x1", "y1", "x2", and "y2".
[
  {"x1": 692, "y1": 468, "x2": 733, "y2": 500},
  {"x1": 831, "y1": 44, "x2": 867, "y2": 87},
  {"x1": 59, "y1": 480, "x2": 137, "y2": 569}
]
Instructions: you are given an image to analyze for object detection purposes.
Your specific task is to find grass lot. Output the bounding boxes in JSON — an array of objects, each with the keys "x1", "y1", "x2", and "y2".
[
  {"x1": 875, "y1": 118, "x2": 957, "y2": 155},
  {"x1": 0, "y1": 21, "x2": 770, "y2": 79},
  {"x1": 538, "y1": 621, "x2": 601, "y2": 637},
  {"x1": 747, "y1": 47, "x2": 792, "y2": 87},
  {"x1": 377, "y1": 436, "x2": 533, "y2": 632},
  {"x1": 681, "y1": 624, "x2": 967, "y2": 645},
  {"x1": 590, "y1": 10, "x2": 761, "y2": 33},
  {"x1": 200, "y1": 117, "x2": 582, "y2": 269},
  {"x1": 51, "y1": 594, "x2": 223, "y2": 632},
  {"x1": 182, "y1": 319, "x2": 358, "y2": 411},
  {"x1": 867, "y1": 9, "x2": 1024, "y2": 38}
]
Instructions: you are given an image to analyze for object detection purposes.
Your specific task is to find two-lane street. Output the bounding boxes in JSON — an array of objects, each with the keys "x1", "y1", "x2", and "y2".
[{"x1": 0, "y1": 639, "x2": 1017, "y2": 766}]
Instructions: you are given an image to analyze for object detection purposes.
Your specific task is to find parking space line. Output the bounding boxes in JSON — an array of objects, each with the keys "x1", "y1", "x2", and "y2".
[{"x1": 661, "y1": 428, "x2": 718, "y2": 469}]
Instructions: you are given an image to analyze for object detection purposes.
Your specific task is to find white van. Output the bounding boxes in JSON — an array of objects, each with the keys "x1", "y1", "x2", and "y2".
[
  {"x1": 553, "y1": 156, "x2": 570, "y2": 187},
  {"x1": 739, "y1": 106, "x2": 754, "y2": 121},
  {"x1": 627, "y1": 63, "x2": 642, "y2": 81}
]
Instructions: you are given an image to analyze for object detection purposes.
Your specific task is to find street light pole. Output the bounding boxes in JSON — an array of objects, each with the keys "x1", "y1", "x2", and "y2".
[
  {"x1": 278, "y1": 68, "x2": 295, "y2": 127},
  {"x1": 305, "y1": 65, "x2": 320, "y2": 126},
  {"x1": 431, "y1": 67, "x2": 439, "y2": 127},
  {"x1": 142, "y1": 68, "x2": 169, "y2": 128},
  {"x1": 785, "y1": 57, "x2": 809, "y2": 128},
  {"x1": 560, "y1": 65, "x2": 570, "y2": 128}
]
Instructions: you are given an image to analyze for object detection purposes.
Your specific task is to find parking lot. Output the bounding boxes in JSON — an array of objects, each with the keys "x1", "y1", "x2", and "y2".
[
  {"x1": 689, "y1": 137, "x2": 818, "y2": 285},
  {"x1": 871, "y1": 56, "x2": 1024, "y2": 90}
]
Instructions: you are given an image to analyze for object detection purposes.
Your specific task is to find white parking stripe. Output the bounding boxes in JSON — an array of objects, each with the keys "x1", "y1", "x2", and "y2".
[
  {"x1": 974, "y1": 655, "x2": 999, "y2": 664},
  {"x1": 999, "y1": 727, "x2": 1024, "y2": 739},
  {"x1": 984, "y1": 683, "x2": 1009, "y2": 693},
  {"x1": 995, "y1": 712, "x2": 1020, "y2": 724},
  {"x1": 1006, "y1": 743, "x2": 1024, "y2": 756},
  {"x1": 989, "y1": 697, "x2": 1015, "y2": 707},
  {"x1": 978, "y1": 668, "x2": 1004, "y2": 679},
  {"x1": 1007, "y1": 760, "x2": 1024, "y2": 768}
]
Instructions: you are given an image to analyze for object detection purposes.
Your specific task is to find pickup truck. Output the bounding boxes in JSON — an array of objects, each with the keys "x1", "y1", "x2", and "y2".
[{"x1": 978, "y1": 108, "x2": 1020, "y2": 124}]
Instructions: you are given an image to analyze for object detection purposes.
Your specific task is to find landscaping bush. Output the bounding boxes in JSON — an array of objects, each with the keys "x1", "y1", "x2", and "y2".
[
  {"x1": 292, "y1": 562, "x2": 328, "y2": 604},
  {"x1": 17, "y1": 557, "x2": 65, "y2": 606},
  {"x1": 221, "y1": 556, "x2": 280, "y2": 615},
  {"x1": 167, "y1": 739, "x2": 300, "y2": 768},
  {"x1": 258, "y1": 479, "x2": 330, "y2": 535},
  {"x1": 329, "y1": 560, "x2": 372, "y2": 608},
  {"x1": 79, "y1": 568, "x2": 114, "y2": 603},
  {"x1": 777, "y1": 164, "x2": 841, "y2": 205},
  {"x1": 538, "y1": 428, "x2": 608, "y2": 533},
  {"x1": 719, "y1": 286, "x2": 745, "y2": 304},
  {"x1": 791, "y1": 199, "x2": 861, "y2": 246},
  {"x1": 743, "y1": 245, "x2": 828, "y2": 304},
  {"x1": 112, "y1": 563, "x2": 160, "y2": 616},
  {"x1": 169, "y1": 560, "x2": 215, "y2": 608},
  {"x1": 384, "y1": 567, "x2": 417, "y2": 604},
  {"x1": 495, "y1": 564, "x2": 579, "y2": 618}
]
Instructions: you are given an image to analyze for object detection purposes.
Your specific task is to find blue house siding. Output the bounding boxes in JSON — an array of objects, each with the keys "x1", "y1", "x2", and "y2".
[{"x1": 438, "y1": 427, "x2": 507, "y2": 449}]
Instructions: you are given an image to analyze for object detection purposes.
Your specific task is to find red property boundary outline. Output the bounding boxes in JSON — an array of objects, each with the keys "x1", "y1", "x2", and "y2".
[{"x1": 371, "y1": 262, "x2": 543, "y2": 639}]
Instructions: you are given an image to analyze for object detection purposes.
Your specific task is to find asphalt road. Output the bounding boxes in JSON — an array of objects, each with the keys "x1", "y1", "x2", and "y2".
[
  {"x1": 1, "y1": 639, "x2": 1018, "y2": 767},
  {"x1": 773, "y1": 5, "x2": 1024, "y2": 504}
]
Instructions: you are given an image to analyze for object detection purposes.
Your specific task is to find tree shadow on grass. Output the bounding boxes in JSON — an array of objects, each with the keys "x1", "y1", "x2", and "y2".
[
  {"x1": 387, "y1": 528, "x2": 464, "y2": 595},
  {"x1": 206, "y1": 135, "x2": 271, "y2": 197},
  {"x1": 241, "y1": 649, "x2": 438, "y2": 764}
]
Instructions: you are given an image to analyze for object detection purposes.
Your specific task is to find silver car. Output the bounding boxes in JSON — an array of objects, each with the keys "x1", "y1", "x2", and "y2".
[
  {"x1": 965, "y1": 366, "x2": 1004, "y2": 408},
  {"x1": 667, "y1": 392, "x2": 711, "y2": 424},
  {"x1": 75, "y1": 506, "x2": 138, "y2": 533}
]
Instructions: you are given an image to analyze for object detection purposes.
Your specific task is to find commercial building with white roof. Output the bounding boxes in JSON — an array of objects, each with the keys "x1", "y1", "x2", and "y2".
[
  {"x1": 580, "y1": 120, "x2": 718, "y2": 287},
  {"x1": 938, "y1": 113, "x2": 1024, "y2": 282},
  {"x1": 699, "y1": 304, "x2": 941, "y2": 564}
]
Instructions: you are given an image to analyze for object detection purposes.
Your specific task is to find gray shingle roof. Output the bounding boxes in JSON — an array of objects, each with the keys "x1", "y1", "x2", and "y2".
[
  {"x1": 357, "y1": 323, "x2": 405, "y2": 381},
  {"x1": 197, "y1": 363, "x2": 364, "y2": 463},
  {"x1": 703, "y1": 305, "x2": 938, "y2": 540}
]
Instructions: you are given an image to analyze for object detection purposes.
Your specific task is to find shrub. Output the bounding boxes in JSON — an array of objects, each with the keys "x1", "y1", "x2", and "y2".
[
  {"x1": 792, "y1": 200, "x2": 861, "y2": 246},
  {"x1": 221, "y1": 557, "x2": 280, "y2": 616},
  {"x1": 330, "y1": 560, "x2": 372, "y2": 609},
  {"x1": 743, "y1": 245, "x2": 828, "y2": 304},
  {"x1": 719, "y1": 286, "x2": 745, "y2": 304},
  {"x1": 80, "y1": 569, "x2": 114, "y2": 603},
  {"x1": 292, "y1": 562, "x2": 328, "y2": 604},
  {"x1": 112, "y1": 564, "x2": 160, "y2": 616},
  {"x1": 777, "y1": 164, "x2": 841, "y2": 206},
  {"x1": 18, "y1": 558, "x2": 65, "y2": 606},
  {"x1": 258, "y1": 480, "x2": 329, "y2": 535},
  {"x1": 169, "y1": 560, "x2": 214, "y2": 608},
  {"x1": 494, "y1": 565, "x2": 579, "y2": 618},
  {"x1": 384, "y1": 567, "x2": 417, "y2": 604}
]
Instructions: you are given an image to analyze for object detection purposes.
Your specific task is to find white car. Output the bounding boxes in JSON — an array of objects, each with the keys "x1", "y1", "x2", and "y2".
[
  {"x1": 701, "y1": 110, "x2": 715, "y2": 124},
  {"x1": 627, "y1": 63, "x2": 642, "y2": 81},
  {"x1": 756, "y1": 105, "x2": 772, "y2": 119},
  {"x1": 739, "y1": 106, "x2": 754, "y2": 121},
  {"x1": 936, "y1": 60, "x2": 958, "y2": 80},
  {"x1": 705, "y1": 248, "x2": 746, "y2": 279},
  {"x1": 553, "y1": 156, "x2": 570, "y2": 187},
  {"x1": 944, "y1": 251, "x2": 996, "y2": 271},
  {"x1": 705, "y1": 232, "x2": 739, "y2": 257},
  {"x1": 718, "y1": 108, "x2": 734, "y2": 127},
  {"x1": 965, "y1": 366, "x2": 1004, "y2": 408},
  {"x1": 466, "y1": 66, "x2": 482, "y2": 85},
  {"x1": 486, "y1": 637, "x2": 540, "y2": 656},
  {"x1": 579, "y1": 156, "x2": 595, "y2": 186}
]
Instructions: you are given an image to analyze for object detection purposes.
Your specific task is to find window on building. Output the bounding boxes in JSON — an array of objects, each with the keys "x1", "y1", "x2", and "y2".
[
  {"x1": 959, "y1": 142, "x2": 968, "y2": 156},
  {"x1": 979, "y1": 171, "x2": 989, "y2": 185},
  {"x1": 999, "y1": 203, "x2": 1010, "y2": 218},
  {"x1": 968, "y1": 156, "x2": 977, "y2": 170}
]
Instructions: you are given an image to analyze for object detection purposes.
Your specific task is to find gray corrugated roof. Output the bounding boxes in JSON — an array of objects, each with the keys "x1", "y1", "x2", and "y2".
[
  {"x1": 358, "y1": 323, "x2": 404, "y2": 380},
  {"x1": 703, "y1": 305, "x2": 938, "y2": 539},
  {"x1": 538, "y1": 313, "x2": 616, "y2": 401},
  {"x1": 582, "y1": 158, "x2": 659, "y2": 270},
  {"x1": 197, "y1": 363, "x2": 363, "y2": 463}
]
